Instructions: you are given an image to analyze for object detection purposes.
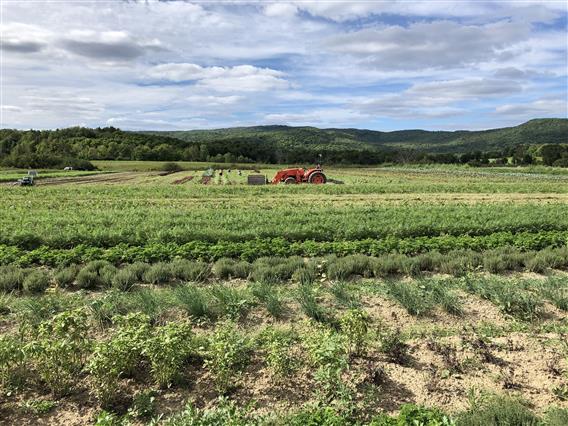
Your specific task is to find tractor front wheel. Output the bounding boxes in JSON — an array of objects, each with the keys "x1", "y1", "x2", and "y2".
[
  {"x1": 308, "y1": 172, "x2": 326, "y2": 184},
  {"x1": 284, "y1": 176, "x2": 297, "y2": 184}
]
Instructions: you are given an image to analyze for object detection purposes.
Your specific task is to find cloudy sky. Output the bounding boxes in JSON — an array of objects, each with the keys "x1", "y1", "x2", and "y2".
[{"x1": 1, "y1": 0, "x2": 567, "y2": 131}]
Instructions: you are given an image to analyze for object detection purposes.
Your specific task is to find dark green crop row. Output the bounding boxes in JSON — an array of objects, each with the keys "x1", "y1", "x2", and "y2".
[
  {"x1": 1, "y1": 230, "x2": 566, "y2": 267},
  {"x1": 3, "y1": 247, "x2": 568, "y2": 299},
  {"x1": 2, "y1": 191, "x2": 568, "y2": 250}
]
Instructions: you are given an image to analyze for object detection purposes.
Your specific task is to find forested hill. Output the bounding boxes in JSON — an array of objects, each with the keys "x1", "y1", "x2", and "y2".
[
  {"x1": 1, "y1": 118, "x2": 567, "y2": 168},
  {"x1": 146, "y1": 118, "x2": 568, "y2": 154}
]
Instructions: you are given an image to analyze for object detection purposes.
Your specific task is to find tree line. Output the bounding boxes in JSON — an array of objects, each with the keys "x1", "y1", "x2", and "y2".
[{"x1": 0, "y1": 127, "x2": 566, "y2": 169}]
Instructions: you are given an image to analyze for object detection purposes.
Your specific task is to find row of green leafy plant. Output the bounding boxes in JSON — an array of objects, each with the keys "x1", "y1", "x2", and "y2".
[
  {"x1": 2, "y1": 246, "x2": 568, "y2": 295},
  {"x1": 0, "y1": 309, "x2": 400, "y2": 410},
  {"x1": 3, "y1": 194, "x2": 568, "y2": 249},
  {"x1": 1, "y1": 231, "x2": 567, "y2": 267},
  {"x1": 365, "y1": 275, "x2": 568, "y2": 322},
  {"x1": 3, "y1": 306, "x2": 568, "y2": 426},
  {"x1": 152, "y1": 396, "x2": 568, "y2": 426},
  {"x1": 2, "y1": 272, "x2": 567, "y2": 351}
]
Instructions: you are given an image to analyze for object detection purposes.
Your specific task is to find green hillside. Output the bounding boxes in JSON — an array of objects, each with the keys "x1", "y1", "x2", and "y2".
[
  {"x1": 1, "y1": 118, "x2": 566, "y2": 168},
  {"x1": 146, "y1": 118, "x2": 567, "y2": 154}
]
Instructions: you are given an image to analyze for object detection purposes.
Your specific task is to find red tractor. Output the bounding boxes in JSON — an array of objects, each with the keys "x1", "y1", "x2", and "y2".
[{"x1": 272, "y1": 166, "x2": 327, "y2": 184}]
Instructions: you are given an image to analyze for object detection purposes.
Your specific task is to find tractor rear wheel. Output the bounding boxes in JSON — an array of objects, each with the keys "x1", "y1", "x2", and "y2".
[
  {"x1": 308, "y1": 172, "x2": 326, "y2": 184},
  {"x1": 284, "y1": 176, "x2": 297, "y2": 184}
]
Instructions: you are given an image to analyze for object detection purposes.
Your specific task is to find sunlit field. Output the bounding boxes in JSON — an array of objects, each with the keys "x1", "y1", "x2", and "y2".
[{"x1": 2, "y1": 162, "x2": 568, "y2": 425}]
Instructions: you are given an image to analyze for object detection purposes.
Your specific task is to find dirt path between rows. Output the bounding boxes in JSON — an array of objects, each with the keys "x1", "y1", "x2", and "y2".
[{"x1": 35, "y1": 172, "x2": 155, "y2": 186}]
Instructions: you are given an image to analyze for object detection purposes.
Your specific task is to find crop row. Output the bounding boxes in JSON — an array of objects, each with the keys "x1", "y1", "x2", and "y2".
[
  {"x1": 0, "y1": 230, "x2": 567, "y2": 267},
  {"x1": 2, "y1": 198, "x2": 568, "y2": 249},
  {"x1": 3, "y1": 275, "x2": 567, "y2": 334},
  {"x1": 2, "y1": 245, "x2": 568, "y2": 296},
  {"x1": 1, "y1": 309, "x2": 409, "y2": 409},
  {"x1": 2, "y1": 274, "x2": 568, "y2": 424}
]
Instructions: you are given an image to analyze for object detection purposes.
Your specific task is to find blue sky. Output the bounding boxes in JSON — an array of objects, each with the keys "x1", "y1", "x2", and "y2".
[{"x1": 1, "y1": 0, "x2": 567, "y2": 131}]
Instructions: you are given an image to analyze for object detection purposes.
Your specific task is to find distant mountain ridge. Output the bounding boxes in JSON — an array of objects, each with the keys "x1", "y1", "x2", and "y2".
[{"x1": 144, "y1": 118, "x2": 568, "y2": 154}]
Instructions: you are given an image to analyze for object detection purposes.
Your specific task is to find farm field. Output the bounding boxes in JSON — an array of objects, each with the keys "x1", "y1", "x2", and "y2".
[
  {"x1": 1, "y1": 163, "x2": 568, "y2": 425},
  {"x1": 0, "y1": 169, "x2": 111, "y2": 183}
]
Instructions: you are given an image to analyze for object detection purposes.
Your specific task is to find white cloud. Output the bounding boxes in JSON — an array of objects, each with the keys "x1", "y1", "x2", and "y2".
[
  {"x1": 60, "y1": 30, "x2": 165, "y2": 61},
  {"x1": 264, "y1": 108, "x2": 367, "y2": 126},
  {"x1": 326, "y1": 20, "x2": 530, "y2": 70},
  {"x1": 291, "y1": 0, "x2": 565, "y2": 22},
  {"x1": 106, "y1": 116, "x2": 210, "y2": 131},
  {"x1": 496, "y1": 98, "x2": 567, "y2": 117},
  {"x1": 0, "y1": 23, "x2": 52, "y2": 54},
  {"x1": 408, "y1": 78, "x2": 523, "y2": 99},
  {"x1": 264, "y1": 3, "x2": 298, "y2": 18},
  {"x1": 351, "y1": 78, "x2": 523, "y2": 119},
  {"x1": 146, "y1": 63, "x2": 291, "y2": 92},
  {"x1": 1, "y1": 105, "x2": 23, "y2": 112}
]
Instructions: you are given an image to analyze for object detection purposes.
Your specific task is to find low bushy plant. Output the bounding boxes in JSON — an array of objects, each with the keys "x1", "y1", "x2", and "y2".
[
  {"x1": 131, "y1": 288, "x2": 167, "y2": 321},
  {"x1": 372, "y1": 254, "x2": 406, "y2": 277},
  {"x1": 259, "y1": 326, "x2": 298, "y2": 379},
  {"x1": 84, "y1": 260, "x2": 113, "y2": 274},
  {"x1": 143, "y1": 262, "x2": 173, "y2": 285},
  {"x1": 32, "y1": 308, "x2": 90, "y2": 396},
  {"x1": 297, "y1": 284, "x2": 330, "y2": 323},
  {"x1": 54, "y1": 265, "x2": 79, "y2": 288},
  {"x1": 232, "y1": 261, "x2": 252, "y2": 279},
  {"x1": 0, "y1": 266, "x2": 28, "y2": 292},
  {"x1": 23, "y1": 270, "x2": 50, "y2": 294},
  {"x1": 292, "y1": 266, "x2": 317, "y2": 285},
  {"x1": 483, "y1": 248, "x2": 527, "y2": 274},
  {"x1": 205, "y1": 321, "x2": 251, "y2": 394},
  {"x1": 329, "y1": 281, "x2": 359, "y2": 308},
  {"x1": 212, "y1": 258, "x2": 236, "y2": 280},
  {"x1": 339, "y1": 309, "x2": 370, "y2": 356},
  {"x1": 483, "y1": 254, "x2": 509, "y2": 274},
  {"x1": 99, "y1": 265, "x2": 118, "y2": 288},
  {"x1": 456, "y1": 395, "x2": 539, "y2": 426},
  {"x1": 125, "y1": 262, "x2": 150, "y2": 280},
  {"x1": 209, "y1": 285, "x2": 252, "y2": 320},
  {"x1": 464, "y1": 276, "x2": 543, "y2": 321},
  {"x1": 303, "y1": 325, "x2": 349, "y2": 402},
  {"x1": 251, "y1": 282, "x2": 284, "y2": 319},
  {"x1": 379, "y1": 328, "x2": 410, "y2": 365},
  {"x1": 212, "y1": 258, "x2": 251, "y2": 280},
  {"x1": 371, "y1": 404, "x2": 454, "y2": 426},
  {"x1": 161, "y1": 162, "x2": 183, "y2": 172},
  {"x1": 327, "y1": 254, "x2": 372, "y2": 280},
  {"x1": 162, "y1": 397, "x2": 259, "y2": 425},
  {"x1": 20, "y1": 398, "x2": 57, "y2": 414},
  {"x1": 170, "y1": 259, "x2": 210, "y2": 282},
  {"x1": 144, "y1": 321, "x2": 193, "y2": 388},
  {"x1": 424, "y1": 279, "x2": 463, "y2": 316},
  {"x1": 111, "y1": 268, "x2": 137, "y2": 291},
  {"x1": 439, "y1": 257, "x2": 469, "y2": 277},
  {"x1": 0, "y1": 335, "x2": 27, "y2": 391},
  {"x1": 285, "y1": 404, "x2": 347, "y2": 426},
  {"x1": 251, "y1": 256, "x2": 304, "y2": 283},
  {"x1": 76, "y1": 268, "x2": 103, "y2": 290},
  {"x1": 539, "y1": 276, "x2": 568, "y2": 311},
  {"x1": 127, "y1": 390, "x2": 156, "y2": 419},
  {"x1": 174, "y1": 284, "x2": 216, "y2": 320},
  {"x1": 387, "y1": 281, "x2": 435, "y2": 316},
  {"x1": 545, "y1": 407, "x2": 568, "y2": 426},
  {"x1": 88, "y1": 313, "x2": 151, "y2": 405},
  {"x1": 525, "y1": 247, "x2": 565, "y2": 273}
]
